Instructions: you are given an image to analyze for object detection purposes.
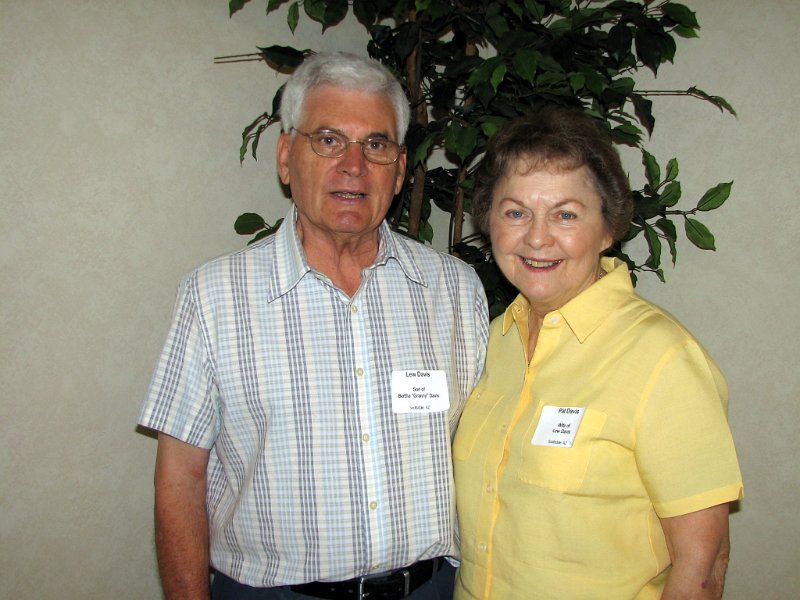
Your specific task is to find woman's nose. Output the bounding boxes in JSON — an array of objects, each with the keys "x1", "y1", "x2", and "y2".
[{"x1": 525, "y1": 218, "x2": 554, "y2": 248}]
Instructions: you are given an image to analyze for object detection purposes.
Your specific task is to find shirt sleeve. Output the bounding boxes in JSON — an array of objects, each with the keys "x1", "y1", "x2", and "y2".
[
  {"x1": 138, "y1": 275, "x2": 220, "y2": 449},
  {"x1": 634, "y1": 339, "x2": 743, "y2": 518}
]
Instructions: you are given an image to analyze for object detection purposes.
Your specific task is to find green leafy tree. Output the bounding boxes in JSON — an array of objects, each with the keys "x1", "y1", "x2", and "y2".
[{"x1": 222, "y1": 0, "x2": 733, "y2": 317}]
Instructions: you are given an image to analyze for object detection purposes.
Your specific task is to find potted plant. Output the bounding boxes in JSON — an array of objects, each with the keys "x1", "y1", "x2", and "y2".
[{"x1": 221, "y1": 0, "x2": 733, "y2": 317}]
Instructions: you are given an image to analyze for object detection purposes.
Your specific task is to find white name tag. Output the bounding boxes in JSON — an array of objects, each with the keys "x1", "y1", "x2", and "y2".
[
  {"x1": 532, "y1": 406, "x2": 586, "y2": 447},
  {"x1": 391, "y1": 370, "x2": 450, "y2": 413}
]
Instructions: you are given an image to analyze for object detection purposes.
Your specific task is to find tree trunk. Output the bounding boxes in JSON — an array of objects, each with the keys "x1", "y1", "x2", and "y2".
[
  {"x1": 450, "y1": 41, "x2": 477, "y2": 252},
  {"x1": 404, "y1": 12, "x2": 427, "y2": 239}
]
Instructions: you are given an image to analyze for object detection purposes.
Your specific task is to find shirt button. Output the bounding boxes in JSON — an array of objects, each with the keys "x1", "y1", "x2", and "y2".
[
  {"x1": 369, "y1": 501, "x2": 378, "y2": 510},
  {"x1": 350, "y1": 304, "x2": 358, "y2": 314},
  {"x1": 478, "y1": 543, "x2": 487, "y2": 553},
  {"x1": 485, "y1": 484, "x2": 493, "y2": 493},
  {"x1": 500, "y1": 424, "x2": 508, "y2": 432},
  {"x1": 356, "y1": 368, "x2": 364, "y2": 377},
  {"x1": 550, "y1": 315, "x2": 560, "y2": 325},
  {"x1": 362, "y1": 433, "x2": 370, "y2": 443}
]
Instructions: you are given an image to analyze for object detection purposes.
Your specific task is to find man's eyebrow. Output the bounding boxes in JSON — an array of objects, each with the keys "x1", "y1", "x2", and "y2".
[{"x1": 312, "y1": 127, "x2": 395, "y2": 141}]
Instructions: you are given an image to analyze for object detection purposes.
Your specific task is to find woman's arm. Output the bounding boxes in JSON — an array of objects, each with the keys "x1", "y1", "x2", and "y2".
[{"x1": 659, "y1": 503, "x2": 732, "y2": 600}]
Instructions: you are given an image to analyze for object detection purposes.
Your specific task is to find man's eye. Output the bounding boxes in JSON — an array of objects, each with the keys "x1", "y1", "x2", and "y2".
[
  {"x1": 560, "y1": 211, "x2": 576, "y2": 220},
  {"x1": 366, "y1": 139, "x2": 389, "y2": 151},
  {"x1": 317, "y1": 135, "x2": 340, "y2": 146}
]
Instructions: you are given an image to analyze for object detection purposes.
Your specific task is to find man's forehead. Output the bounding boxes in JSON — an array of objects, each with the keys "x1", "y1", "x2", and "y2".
[{"x1": 299, "y1": 86, "x2": 398, "y2": 137}]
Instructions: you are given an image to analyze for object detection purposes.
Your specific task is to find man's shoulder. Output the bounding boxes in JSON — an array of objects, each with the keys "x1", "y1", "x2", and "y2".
[{"x1": 183, "y1": 232, "x2": 279, "y2": 287}]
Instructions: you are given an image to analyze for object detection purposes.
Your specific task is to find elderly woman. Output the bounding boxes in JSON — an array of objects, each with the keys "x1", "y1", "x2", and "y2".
[{"x1": 453, "y1": 109, "x2": 743, "y2": 600}]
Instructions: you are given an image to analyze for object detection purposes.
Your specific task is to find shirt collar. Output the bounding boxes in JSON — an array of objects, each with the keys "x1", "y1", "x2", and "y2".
[
  {"x1": 501, "y1": 257, "x2": 633, "y2": 343},
  {"x1": 266, "y1": 204, "x2": 426, "y2": 301}
]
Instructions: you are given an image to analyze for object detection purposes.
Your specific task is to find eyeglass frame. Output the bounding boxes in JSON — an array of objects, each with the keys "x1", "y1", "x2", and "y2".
[{"x1": 290, "y1": 127, "x2": 405, "y2": 165}]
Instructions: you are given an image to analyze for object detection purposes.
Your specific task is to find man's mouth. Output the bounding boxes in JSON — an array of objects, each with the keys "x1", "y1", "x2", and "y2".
[
  {"x1": 522, "y1": 258, "x2": 562, "y2": 268},
  {"x1": 334, "y1": 191, "x2": 367, "y2": 199}
]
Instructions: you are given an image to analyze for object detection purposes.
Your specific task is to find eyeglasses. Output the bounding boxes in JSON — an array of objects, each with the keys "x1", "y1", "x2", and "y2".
[{"x1": 291, "y1": 128, "x2": 404, "y2": 165}]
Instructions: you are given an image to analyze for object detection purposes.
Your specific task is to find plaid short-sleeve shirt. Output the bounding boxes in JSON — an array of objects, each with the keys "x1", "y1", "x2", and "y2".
[{"x1": 139, "y1": 205, "x2": 488, "y2": 587}]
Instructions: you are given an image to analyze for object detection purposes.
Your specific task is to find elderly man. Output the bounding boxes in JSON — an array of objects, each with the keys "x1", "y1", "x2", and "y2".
[{"x1": 139, "y1": 52, "x2": 488, "y2": 600}]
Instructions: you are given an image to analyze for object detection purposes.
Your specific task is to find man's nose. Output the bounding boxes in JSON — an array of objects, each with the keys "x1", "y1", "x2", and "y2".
[{"x1": 337, "y1": 141, "x2": 368, "y2": 176}]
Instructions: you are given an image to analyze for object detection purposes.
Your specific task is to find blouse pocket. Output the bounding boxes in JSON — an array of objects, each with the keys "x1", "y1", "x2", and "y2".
[{"x1": 513, "y1": 408, "x2": 607, "y2": 492}]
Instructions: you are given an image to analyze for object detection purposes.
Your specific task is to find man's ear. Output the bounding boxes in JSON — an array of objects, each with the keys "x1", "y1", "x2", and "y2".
[
  {"x1": 276, "y1": 132, "x2": 292, "y2": 185},
  {"x1": 394, "y1": 148, "x2": 407, "y2": 195}
]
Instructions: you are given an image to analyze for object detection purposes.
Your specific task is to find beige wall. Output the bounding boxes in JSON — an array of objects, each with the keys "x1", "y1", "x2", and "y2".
[{"x1": 1, "y1": 1, "x2": 796, "y2": 598}]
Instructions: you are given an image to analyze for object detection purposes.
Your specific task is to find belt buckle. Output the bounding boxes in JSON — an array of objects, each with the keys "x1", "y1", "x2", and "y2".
[
  {"x1": 356, "y1": 568, "x2": 411, "y2": 599},
  {"x1": 357, "y1": 576, "x2": 366, "y2": 599},
  {"x1": 401, "y1": 568, "x2": 411, "y2": 596}
]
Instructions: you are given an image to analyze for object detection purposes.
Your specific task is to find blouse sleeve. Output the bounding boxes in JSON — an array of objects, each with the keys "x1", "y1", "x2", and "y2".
[{"x1": 634, "y1": 339, "x2": 743, "y2": 518}]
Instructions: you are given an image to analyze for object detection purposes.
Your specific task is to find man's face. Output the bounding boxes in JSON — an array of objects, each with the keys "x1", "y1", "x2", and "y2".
[{"x1": 277, "y1": 85, "x2": 407, "y2": 245}]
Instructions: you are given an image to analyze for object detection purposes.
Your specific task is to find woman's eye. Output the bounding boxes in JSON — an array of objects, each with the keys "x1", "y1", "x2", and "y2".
[{"x1": 508, "y1": 210, "x2": 524, "y2": 219}]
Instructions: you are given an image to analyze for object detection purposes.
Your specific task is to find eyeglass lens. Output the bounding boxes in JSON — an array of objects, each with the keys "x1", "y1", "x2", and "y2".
[{"x1": 306, "y1": 130, "x2": 400, "y2": 164}]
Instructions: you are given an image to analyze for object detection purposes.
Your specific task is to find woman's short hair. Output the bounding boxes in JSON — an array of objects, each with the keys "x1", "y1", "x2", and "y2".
[
  {"x1": 472, "y1": 108, "x2": 634, "y2": 243},
  {"x1": 280, "y1": 52, "x2": 411, "y2": 143}
]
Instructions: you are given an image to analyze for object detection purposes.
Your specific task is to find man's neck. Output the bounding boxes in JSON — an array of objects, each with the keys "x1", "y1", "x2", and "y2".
[{"x1": 297, "y1": 221, "x2": 382, "y2": 297}]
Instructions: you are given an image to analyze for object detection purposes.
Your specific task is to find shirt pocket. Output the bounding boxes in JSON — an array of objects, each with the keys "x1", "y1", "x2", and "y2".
[{"x1": 513, "y1": 408, "x2": 607, "y2": 492}]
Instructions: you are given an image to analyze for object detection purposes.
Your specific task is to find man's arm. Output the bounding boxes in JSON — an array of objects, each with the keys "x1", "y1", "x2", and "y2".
[
  {"x1": 154, "y1": 432, "x2": 212, "y2": 600},
  {"x1": 659, "y1": 502, "x2": 732, "y2": 600}
]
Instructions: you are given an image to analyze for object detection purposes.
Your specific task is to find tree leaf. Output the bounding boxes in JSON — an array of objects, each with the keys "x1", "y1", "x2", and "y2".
[
  {"x1": 394, "y1": 21, "x2": 420, "y2": 61},
  {"x1": 644, "y1": 222, "x2": 662, "y2": 269},
  {"x1": 445, "y1": 123, "x2": 479, "y2": 163},
  {"x1": 469, "y1": 57, "x2": 504, "y2": 89},
  {"x1": 353, "y1": 0, "x2": 377, "y2": 26},
  {"x1": 697, "y1": 181, "x2": 733, "y2": 211},
  {"x1": 665, "y1": 158, "x2": 679, "y2": 182},
  {"x1": 658, "y1": 181, "x2": 681, "y2": 207},
  {"x1": 512, "y1": 49, "x2": 538, "y2": 83},
  {"x1": 630, "y1": 93, "x2": 655, "y2": 136},
  {"x1": 607, "y1": 22, "x2": 633, "y2": 61},
  {"x1": 229, "y1": 0, "x2": 251, "y2": 17},
  {"x1": 487, "y1": 14, "x2": 510, "y2": 38},
  {"x1": 656, "y1": 217, "x2": 678, "y2": 266},
  {"x1": 611, "y1": 123, "x2": 642, "y2": 145},
  {"x1": 523, "y1": 0, "x2": 545, "y2": 21},
  {"x1": 480, "y1": 117, "x2": 506, "y2": 138},
  {"x1": 257, "y1": 45, "x2": 306, "y2": 69},
  {"x1": 687, "y1": 86, "x2": 737, "y2": 116},
  {"x1": 490, "y1": 63, "x2": 507, "y2": 91},
  {"x1": 420, "y1": 220, "x2": 434, "y2": 243},
  {"x1": 287, "y1": 1, "x2": 299, "y2": 32},
  {"x1": 303, "y1": 0, "x2": 325, "y2": 23},
  {"x1": 685, "y1": 217, "x2": 716, "y2": 250},
  {"x1": 642, "y1": 149, "x2": 660, "y2": 187},
  {"x1": 673, "y1": 25, "x2": 699, "y2": 39},
  {"x1": 662, "y1": 3, "x2": 699, "y2": 29},
  {"x1": 235, "y1": 212, "x2": 267, "y2": 235},
  {"x1": 413, "y1": 133, "x2": 436, "y2": 166},
  {"x1": 322, "y1": 0, "x2": 349, "y2": 31},
  {"x1": 569, "y1": 72, "x2": 585, "y2": 93}
]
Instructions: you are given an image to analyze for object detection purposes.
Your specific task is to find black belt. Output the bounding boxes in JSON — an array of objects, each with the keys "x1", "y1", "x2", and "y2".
[{"x1": 290, "y1": 558, "x2": 441, "y2": 600}]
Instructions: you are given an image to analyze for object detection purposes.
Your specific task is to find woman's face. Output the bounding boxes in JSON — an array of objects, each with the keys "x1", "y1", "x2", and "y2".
[{"x1": 489, "y1": 163, "x2": 613, "y2": 316}]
